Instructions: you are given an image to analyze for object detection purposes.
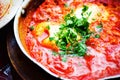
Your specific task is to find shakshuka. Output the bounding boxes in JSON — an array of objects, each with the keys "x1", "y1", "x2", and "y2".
[{"x1": 18, "y1": 0, "x2": 120, "y2": 79}]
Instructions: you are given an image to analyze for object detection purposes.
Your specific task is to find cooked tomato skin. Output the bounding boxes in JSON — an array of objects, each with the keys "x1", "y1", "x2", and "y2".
[{"x1": 21, "y1": 0, "x2": 120, "y2": 80}]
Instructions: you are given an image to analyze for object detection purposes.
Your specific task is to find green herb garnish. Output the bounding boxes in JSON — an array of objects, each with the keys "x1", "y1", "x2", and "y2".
[
  {"x1": 53, "y1": 6, "x2": 92, "y2": 57},
  {"x1": 62, "y1": 56, "x2": 67, "y2": 62},
  {"x1": 82, "y1": 5, "x2": 89, "y2": 12},
  {"x1": 96, "y1": 24, "x2": 102, "y2": 28},
  {"x1": 49, "y1": 37, "x2": 54, "y2": 41},
  {"x1": 64, "y1": 3, "x2": 69, "y2": 7},
  {"x1": 29, "y1": 26, "x2": 34, "y2": 31},
  {"x1": 96, "y1": 23, "x2": 103, "y2": 32},
  {"x1": 52, "y1": 51, "x2": 58, "y2": 56},
  {"x1": 94, "y1": 34, "x2": 100, "y2": 38},
  {"x1": 46, "y1": 25, "x2": 50, "y2": 30}
]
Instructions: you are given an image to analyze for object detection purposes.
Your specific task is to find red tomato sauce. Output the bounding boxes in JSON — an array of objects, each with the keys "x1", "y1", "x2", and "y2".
[{"x1": 21, "y1": 0, "x2": 120, "y2": 79}]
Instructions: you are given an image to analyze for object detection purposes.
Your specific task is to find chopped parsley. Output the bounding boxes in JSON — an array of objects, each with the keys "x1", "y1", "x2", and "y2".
[
  {"x1": 49, "y1": 37, "x2": 55, "y2": 41},
  {"x1": 96, "y1": 25, "x2": 102, "y2": 28},
  {"x1": 64, "y1": 3, "x2": 69, "y2": 7},
  {"x1": 46, "y1": 25, "x2": 50, "y2": 30},
  {"x1": 52, "y1": 51, "x2": 58, "y2": 56},
  {"x1": 96, "y1": 23, "x2": 103, "y2": 32},
  {"x1": 62, "y1": 56, "x2": 67, "y2": 62},
  {"x1": 52, "y1": 5, "x2": 92, "y2": 57},
  {"x1": 29, "y1": 26, "x2": 34, "y2": 31},
  {"x1": 94, "y1": 34, "x2": 100, "y2": 38},
  {"x1": 82, "y1": 5, "x2": 89, "y2": 12}
]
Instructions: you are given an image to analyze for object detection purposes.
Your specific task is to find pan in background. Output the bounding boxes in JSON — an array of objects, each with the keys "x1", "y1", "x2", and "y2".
[{"x1": 0, "y1": 0, "x2": 23, "y2": 29}]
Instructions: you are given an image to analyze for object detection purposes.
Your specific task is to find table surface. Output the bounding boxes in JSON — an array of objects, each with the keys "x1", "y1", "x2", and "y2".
[{"x1": 0, "y1": 19, "x2": 22, "y2": 80}]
